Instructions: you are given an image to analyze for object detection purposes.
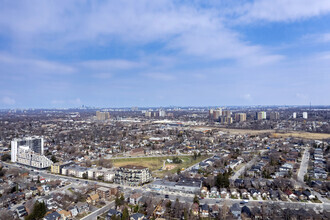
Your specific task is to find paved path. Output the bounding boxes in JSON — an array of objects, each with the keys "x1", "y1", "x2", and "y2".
[
  {"x1": 297, "y1": 147, "x2": 310, "y2": 182},
  {"x1": 230, "y1": 150, "x2": 266, "y2": 180},
  {"x1": 81, "y1": 201, "x2": 114, "y2": 220}
]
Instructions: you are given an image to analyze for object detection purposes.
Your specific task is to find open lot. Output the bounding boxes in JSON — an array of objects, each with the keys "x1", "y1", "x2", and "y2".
[
  {"x1": 111, "y1": 155, "x2": 209, "y2": 172},
  {"x1": 271, "y1": 132, "x2": 330, "y2": 140},
  {"x1": 194, "y1": 126, "x2": 330, "y2": 140}
]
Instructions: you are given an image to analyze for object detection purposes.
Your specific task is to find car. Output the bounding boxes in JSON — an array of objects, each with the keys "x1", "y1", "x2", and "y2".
[{"x1": 165, "y1": 195, "x2": 169, "y2": 198}]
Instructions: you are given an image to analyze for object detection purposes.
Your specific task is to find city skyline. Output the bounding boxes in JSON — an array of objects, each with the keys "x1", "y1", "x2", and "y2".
[{"x1": 1, "y1": 0, "x2": 330, "y2": 108}]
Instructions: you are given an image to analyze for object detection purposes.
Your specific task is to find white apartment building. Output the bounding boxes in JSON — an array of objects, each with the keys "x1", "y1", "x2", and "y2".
[{"x1": 11, "y1": 137, "x2": 51, "y2": 169}]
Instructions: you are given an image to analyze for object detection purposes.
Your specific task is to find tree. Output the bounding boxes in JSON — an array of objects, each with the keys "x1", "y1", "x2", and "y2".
[
  {"x1": 82, "y1": 173, "x2": 88, "y2": 179},
  {"x1": 193, "y1": 195, "x2": 199, "y2": 204},
  {"x1": 25, "y1": 201, "x2": 47, "y2": 220},
  {"x1": 122, "y1": 207, "x2": 129, "y2": 220},
  {"x1": 1, "y1": 154, "x2": 11, "y2": 161},
  {"x1": 51, "y1": 155, "x2": 58, "y2": 163}
]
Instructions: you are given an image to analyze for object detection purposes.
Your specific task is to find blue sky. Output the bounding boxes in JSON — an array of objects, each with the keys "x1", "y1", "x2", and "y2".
[{"x1": 0, "y1": 0, "x2": 330, "y2": 108}]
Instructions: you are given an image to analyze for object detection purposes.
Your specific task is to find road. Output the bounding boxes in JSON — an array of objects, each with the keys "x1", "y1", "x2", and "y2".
[
  {"x1": 230, "y1": 150, "x2": 266, "y2": 180},
  {"x1": 81, "y1": 201, "x2": 114, "y2": 220},
  {"x1": 142, "y1": 187, "x2": 329, "y2": 213},
  {"x1": 4, "y1": 159, "x2": 330, "y2": 217},
  {"x1": 297, "y1": 147, "x2": 310, "y2": 182},
  {"x1": 109, "y1": 154, "x2": 194, "y2": 160}
]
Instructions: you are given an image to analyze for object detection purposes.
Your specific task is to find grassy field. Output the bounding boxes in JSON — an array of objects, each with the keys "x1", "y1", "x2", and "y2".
[
  {"x1": 110, "y1": 155, "x2": 209, "y2": 172},
  {"x1": 271, "y1": 132, "x2": 330, "y2": 140},
  {"x1": 194, "y1": 126, "x2": 330, "y2": 140}
]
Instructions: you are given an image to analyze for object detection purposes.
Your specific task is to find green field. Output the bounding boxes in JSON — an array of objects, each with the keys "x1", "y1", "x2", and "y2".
[{"x1": 110, "y1": 155, "x2": 209, "y2": 173}]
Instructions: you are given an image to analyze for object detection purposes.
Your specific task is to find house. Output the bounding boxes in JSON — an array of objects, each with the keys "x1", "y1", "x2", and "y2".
[
  {"x1": 209, "y1": 186, "x2": 218, "y2": 198},
  {"x1": 220, "y1": 188, "x2": 228, "y2": 198},
  {"x1": 24, "y1": 198, "x2": 36, "y2": 215},
  {"x1": 58, "y1": 210, "x2": 71, "y2": 220},
  {"x1": 284, "y1": 190, "x2": 297, "y2": 200},
  {"x1": 16, "y1": 206, "x2": 27, "y2": 218},
  {"x1": 302, "y1": 190, "x2": 315, "y2": 200},
  {"x1": 241, "y1": 206, "x2": 252, "y2": 218},
  {"x1": 130, "y1": 213, "x2": 146, "y2": 220},
  {"x1": 107, "y1": 209, "x2": 122, "y2": 219},
  {"x1": 230, "y1": 203, "x2": 241, "y2": 218},
  {"x1": 191, "y1": 203, "x2": 199, "y2": 216},
  {"x1": 211, "y1": 204, "x2": 219, "y2": 216},
  {"x1": 69, "y1": 206, "x2": 78, "y2": 217},
  {"x1": 76, "y1": 202, "x2": 89, "y2": 214},
  {"x1": 129, "y1": 193, "x2": 142, "y2": 205},
  {"x1": 87, "y1": 193, "x2": 99, "y2": 205},
  {"x1": 43, "y1": 212, "x2": 61, "y2": 220},
  {"x1": 200, "y1": 204, "x2": 209, "y2": 217},
  {"x1": 293, "y1": 191, "x2": 307, "y2": 200}
]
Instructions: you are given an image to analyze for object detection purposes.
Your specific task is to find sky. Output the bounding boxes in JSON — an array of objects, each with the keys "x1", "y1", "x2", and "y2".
[{"x1": 0, "y1": 0, "x2": 330, "y2": 108}]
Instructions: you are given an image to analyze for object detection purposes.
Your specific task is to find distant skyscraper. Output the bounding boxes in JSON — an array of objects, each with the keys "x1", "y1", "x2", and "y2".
[
  {"x1": 257, "y1": 111, "x2": 266, "y2": 120},
  {"x1": 303, "y1": 112, "x2": 308, "y2": 119},
  {"x1": 96, "y1": 111, "x2": 110, "y2": 120},
  {"x1": 159, "y1": 110, "x2": 166, "y2": 117},
  {"x1": 269, "y1": 112, "x2": 280, "y2": 120},
  {"x1": 220, "y1": 116, "x2": 233, "y2": 124},
  {"x1": 145, "y1": 111, "x2": 152, "y2": 117},
  {"x1": 235, "y1": 113, "x2": 246, "y2": 122},
  {"x1": 293, "y1": 112, "x2": 297, "y2": 119},
  {"x1": 213, "y1": 108, "x2": 222, "y2": 120},
  {"x1": 222, "y1": 110, "x2": 231, "y2": 117}
]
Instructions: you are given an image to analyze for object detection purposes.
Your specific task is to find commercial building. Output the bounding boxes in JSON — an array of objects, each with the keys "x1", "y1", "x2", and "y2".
[
  {"x1": 96, "y1": 111, "x2": 110, "y2": 120},
  {"x1": 87, "y1": 167, "x2": 115, "y2": 182},
  {"x1": 97, "y1": 187, "x2": 110, "y2": 199},
  {"x1": 61, "y1": 165, "x2": 89, "y2": 178},
  {"x1": 51, "y1": 161, "x2": 73, "y2": 174},
  {"x1": 293, "y1": 112, "x2": 297, "y2": 119},
  {"x1": 114, "y1": 165, "x2": 152, "y2": 186}
]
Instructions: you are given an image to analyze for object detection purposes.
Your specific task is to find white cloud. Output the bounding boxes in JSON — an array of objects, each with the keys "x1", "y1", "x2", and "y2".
[
  {"x1": 0, "y1": 53, "x2": 75, "y2": 75},
  {"x1": 2, "y1": 96, "x2": 16, "y2": 105},
  {"x1": 81, "y1": 59, "x2": 144, "y2": 70},
  {"x1": 0, "y1": 1, "x2": 283, "y2": 65},
  {"x1": 70, "y1": 98, "x2": 81, "y2": 105},
  {"x1": 241, "y1": 0, "x2": 330, "y2": 22},
  {"x1": 242, "y1": 93, "x2": 252, "y2": 101},
  {"x1": 144, "y1": 73, "x2": 175, "y2": 81},
  {"x1": 93, "y1": 73, "x2": 113, "y2": 79},
  {"x1": 51, "y1": 100, "x2": 65, "y2": 105}
]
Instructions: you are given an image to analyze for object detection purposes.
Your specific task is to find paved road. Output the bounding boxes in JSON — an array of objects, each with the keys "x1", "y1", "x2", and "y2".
[
  {"x1": 109, "y1": 154, "x2": 194, "y2": 160},
  {"x1": 81, "y1": 201, "x2": 114, "y2": 220},
  {"x1": 297, "y1": 147, "x2": 310, "y2": 182},
  {"x1": 144, "y1": 187, "x2": 329, "y2": 213},
  {"x1": 230, "y1": 150, "x2": 266, "y2": 180}
]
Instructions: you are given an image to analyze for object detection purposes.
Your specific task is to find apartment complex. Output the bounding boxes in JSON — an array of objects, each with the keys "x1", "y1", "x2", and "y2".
[
  {"x1": 11, "y1": 137, "x2": 52, "y2": 169},
  {"x1": 114, "y1": 165, "x2": 152, "y2": 186},
  {"x1": 96, "y1": 111, "x2": 110, "y2": 120}
]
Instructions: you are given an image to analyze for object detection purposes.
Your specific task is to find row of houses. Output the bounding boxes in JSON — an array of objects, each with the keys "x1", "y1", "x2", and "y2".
[{"x1": 313, "y1": 148, "x2": 327, "y2": 179}]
